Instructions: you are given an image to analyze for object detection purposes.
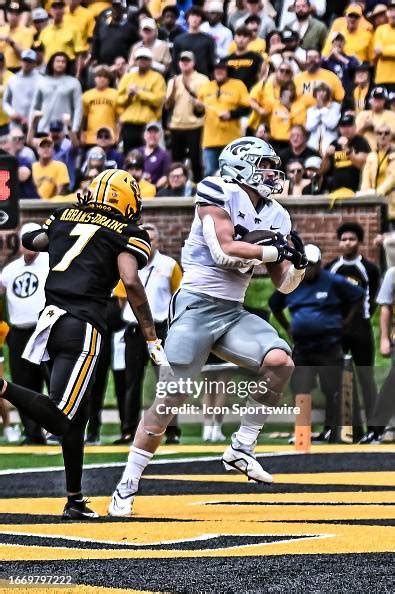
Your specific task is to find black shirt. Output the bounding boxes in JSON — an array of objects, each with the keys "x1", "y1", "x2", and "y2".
[
  {"x1": 278, "y1": 146, "x2": 320, "y2": 172},
  {"x1": 325, "y1": 255, "x2": 380, "y2": 320},
  {"x1": 91, "y1": 14, "x2": 139, "y2": 65},
  {"x1": 172, "y1": 32, "x2": 216, "y2": 78},
  {"x1": 329, "y1": 135, "x2": 371, "y2": 192},
  {"x1": 41, "y1": 205, "x2": 150, "y2": 333},
  {"x1": 226, "y1": 51, "x2": 263, "y2": 90}
]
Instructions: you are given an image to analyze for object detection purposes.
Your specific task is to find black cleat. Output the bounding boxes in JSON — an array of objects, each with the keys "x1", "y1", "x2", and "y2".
[
  {"x1": 165, "y1": 427, "x2": 181, "y2": 444},
  {"x1": 113, "y1": 434, "x2": 133, "y2": 445},
  {"x1": 62, "y1": 498, "x2": 99, "y2": 520},
  {"x1": 359, "y1": 431, "x2": 383, "y2": 444}
]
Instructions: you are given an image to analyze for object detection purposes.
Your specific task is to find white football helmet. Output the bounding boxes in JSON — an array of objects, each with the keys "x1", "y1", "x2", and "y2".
[{"x1": 219, "y1": 137, "x2": 285, "y2": 198}]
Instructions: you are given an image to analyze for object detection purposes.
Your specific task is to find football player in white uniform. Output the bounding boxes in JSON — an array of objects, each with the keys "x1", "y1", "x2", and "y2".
[{"x1": 109, "y1": 137, "x2": 308, "y2": 517}]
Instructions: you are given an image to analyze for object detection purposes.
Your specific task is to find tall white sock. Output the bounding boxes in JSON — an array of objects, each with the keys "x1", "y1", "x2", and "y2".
[
  {"x1": 118, "y1": 446, "x2": 153, "y2": 491},
  {"x1": 233, "y1": 424, "x2": 262, "y2": 448}
]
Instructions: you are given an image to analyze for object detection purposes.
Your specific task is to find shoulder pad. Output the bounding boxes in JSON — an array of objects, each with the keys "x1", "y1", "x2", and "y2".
[{"x1": 195, "y1": 176, "x2": 230, "y2": 207}]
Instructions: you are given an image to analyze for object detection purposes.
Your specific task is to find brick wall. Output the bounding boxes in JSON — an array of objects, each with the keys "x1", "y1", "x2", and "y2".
[{"x1": 0, "y1": 196, "x2": 385, "y2": 268}]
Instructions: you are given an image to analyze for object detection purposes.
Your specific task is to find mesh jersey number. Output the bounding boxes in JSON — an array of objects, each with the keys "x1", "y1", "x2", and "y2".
[{"x1": 52, "y1": 223, "x2": 100, "y2": 272}]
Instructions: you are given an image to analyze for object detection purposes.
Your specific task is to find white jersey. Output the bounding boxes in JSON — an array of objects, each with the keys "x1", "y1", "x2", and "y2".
[{"x1": 181, "y1": 176, "x2": 291, "y2": 302}]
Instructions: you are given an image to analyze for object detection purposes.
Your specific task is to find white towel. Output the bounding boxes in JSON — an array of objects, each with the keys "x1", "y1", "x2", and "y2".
[
  {"x1": 22, "y1": 305, "x2": 67, "y2": 365},
  {"x1": 112, "y1": 328, "x2": 126, "y2": 371}
]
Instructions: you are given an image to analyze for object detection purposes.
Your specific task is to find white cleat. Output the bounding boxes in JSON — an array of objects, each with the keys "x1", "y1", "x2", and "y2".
[
  {"x1": 222, "y1": 444, "x2": 273, "y2": 483},
  {"x1": 202, "y1": 425, "x2": 213, "y2": 442},
  {"x1": 211, "y1": 425, "x2": 226, "y2": 442},
  {"x1": 108, "y1": 481, "x2": 137, "y2": 517}
]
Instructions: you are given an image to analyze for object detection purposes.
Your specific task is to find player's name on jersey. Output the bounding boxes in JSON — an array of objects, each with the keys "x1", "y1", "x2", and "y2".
[{"x1": 59, "y1": 208, "x2": 128, "y2": 234}]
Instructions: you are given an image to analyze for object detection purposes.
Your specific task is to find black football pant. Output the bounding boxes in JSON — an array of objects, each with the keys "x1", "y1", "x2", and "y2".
[
  {"x1": 170, "y1": 127, "x2": 203, "y2": 182},
  {"x1": 4, "y1": 315, "x2": 102, "y2": 494},
  {"x1": 342, "y1": 320, "x2": 378, "y2": 423},
  {"x1": 6, "y1": 326, "x2": 46, "y2": 442}
]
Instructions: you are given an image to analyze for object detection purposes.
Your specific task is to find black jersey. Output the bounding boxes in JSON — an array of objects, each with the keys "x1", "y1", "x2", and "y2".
[
  {"x1": 325, "y1": 255, "x2": 380, "y2": 320},
  {"x1": 41, "y1": 205, "x2": 150, "y2": 332}
]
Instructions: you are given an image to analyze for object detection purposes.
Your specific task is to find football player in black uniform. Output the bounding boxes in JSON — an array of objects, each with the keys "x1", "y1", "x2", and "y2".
[
  {"x1": 0, "y1": 169, "x2": 169, "y2": 519},
  {"x1": 326, "y1": 222, "x2": 380, "y2": 434}
]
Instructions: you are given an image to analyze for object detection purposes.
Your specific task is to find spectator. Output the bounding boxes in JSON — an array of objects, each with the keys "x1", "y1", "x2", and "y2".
[
  {"x1": 48, "y1": 120, "x2": 77, "y2": 190},
  {"x1": 31, "y1": 41, "x2": 46, "y2": 74},
  {"x1": 301, "y1": 155, "x2": 329, "y2": 194},
  {"x1": 64, "y1": 0, "x2": 95, "y2": 55},
  {"x1": 294, "y1": 48, "x2": 345, "y2": 103},
  {"x1": 200, "y1": 1, "x2": 233, "y2": 59},
  {"x1": 95, "y1": 127, "x2": 123, "y2": 168},
  {"x1": 137, "y1": 122, "x2": 171, "y2": 187},
  {"x1": 366, "y1": 3, "x2": 387, "y2": 29},
  {"x1": 0, "y1": 1, "x2": 35, "y2": 72},
  {"x1": 82, "y1": 64, "x2": 118, "y2": 146},
  {"x1": 226, "y1": 26, "x2": 263, "y2": 90},
  {"x1": 356, "y1": 86, "x2": 395, "y2": 151},
  {"x1": 359, "y1": 124, "x2": 395, "y2": 210},
  {"x1": 342, "y1": 61, "x2": 373, "y2": 115},
  {"x1": 0, "y1": 222, "x2": 49, "y2": 444},
  {"x1": 32, "y1": 137, "x2": 70, "y2": 199},
  {"x1": 129, "y1": 17, "x2": 171, "y2": 76},
  {"x1": 117, "y1": 47, "x2": 166, "y2": 154},
  {"x1": 80, "y1": 145, "x2": 116, "y2": 178},
  {"x1": 264, "y1": 80, "x2": 310, "y2": 151},
  {"x1": 3, "y1": 49, "x2": 40, "y2": 130},
  {"x1": 242, "y1": 15, "x2": 268, "y2": 57},
  {"x1": 157, "y1": 162, "x2": 195, "y2": 196},
  {"x1": 0, "y1": 53, "x2": 13, "y2": 135},
  {"x1": 172, "y1": 6, "x2": 216, "y2": 78},
  {"x1": 322, "y1": 113, "x2": 370, "y2": 195},
  {"x1": 243, "y1": 0, "x2": 275, "y2": 39},
  {"x1": 158, "y1": 6, "x2": 184, "y2": 46},
  {"x1": 248, "y1": 61, "x2": 292, "y2": 133},
  {"x1": 322, "y1": 4, "x2": 373, "y2": 63},
  {"x1": 7, "y1": 130, "x2": 38, "y2": 198},
  {"x1": 9, "y1": 127, "x2": 35, "y2": 164},
  {"x1": 288, "y1": 0, "x2": 328, "y2": 52},
  {"x1": 91, "y1": 0, "x2": 139, "y2": 66},
  {"x1": 165, "y1": 50, "x2": 208, "y2": 182},
  {"x1": 373, "y1": 2, "x2": 395, "y2": 90},
  {"x1": 275, "y1": 29, "x2": 306, "y2": 74},
  {"x1": 326, "y1": 222, "x2": 380, "y2": 432},
  {"x1": 31, "y1": 8, "x2": 49, "y2": 44},
  {"x1": 286, "y1": 159, "x2": 309, "y2": 195},
  {"x1": 125, "y1": 154, "x2": 156, "y2": 199},
  {"x1": 278, "y1": 0, "x2": 326, "y2": 31},
  {"x1": 228, "y1": 0, "x2": 249, "y2": 32},
  {"x1": 325, "y1": 2, "x2": 373, "y2": 36},
  {"x1": 279, "y1": 124, "x2": 320, "y2": 171},
  {"x1": 111, "y1": 55, "x2": 127, "y2": 88},
  {"x1": 269, "y1": 243, "x2": 363, "y2": 442},
  {"x1": 321, "y1": 32, "x2": 360, "y2": 95},
  {"x1": 29, "y1": 52, "x2": 82, "y2": 143},
  {"x1": 196, "y1": 59, "x2": 250, "y2": 176},
  {"x1": 306, "y1": 82, "x2": 341, "y2": 154},
  {"x1": 39, "y1": 0, "x2": 84, "y2": 77}
]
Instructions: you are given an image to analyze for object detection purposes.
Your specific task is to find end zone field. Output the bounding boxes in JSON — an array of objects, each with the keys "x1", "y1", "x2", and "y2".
[{"x1": 0, "y1": 443, "x2": 393, "y2": 593}]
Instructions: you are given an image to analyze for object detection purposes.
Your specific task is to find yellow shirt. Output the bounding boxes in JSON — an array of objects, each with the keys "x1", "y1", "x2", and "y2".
[
  {"x1": 355, "y1": 109, "x2": 395, "y2": 150},
  {"x1": 228, "y1": 38, "x2": 267, "y2": 59},
  {"x1": 39, "y1": 22, "x2": 85, "y2": 62},
  {"x1": 329, "y1": 15, "x2": 373, "y2": 34},
  {"x1": 139, "y1": 178, "x2": 156, "y2": 200},
  {"x1": 117, "y1": 69, "x2": 166, "y2": 125},
  {"x1": 64, "y1": 5, "x2": 95, "y2": 51},
  {"x1": 148, "y1": 0, "x2": 176, "y2": 20},
  {"x1": 32, "y1": 160, "x2": 70, "y2": 200},
  {"x1": 85, "y1": 1, "x2": 111, "y2": 20},
  {"x1": 353, "y1": 85, "x2": 369, "y2": 115},
  {"x1": 197, "y1": 77, "x2": 250, "y2": 148},
  {"x1": 82, "y1": 87, "x2": 118, "y2": 144},
  {"x1": 166, "y1": 71, "x2": 209, "y2": 130},
  {"x1": 373, "y1": 24, "x2": 395, "y2": 84},
  {"x1": 265, "y1": 96, "x2": 309, "y2": 141},
  {"x1": 294, "y1": 68, "x2": 345, "y2": 103},
  {"x1": 0, "y1": 25, "x2": 35, "y2": 69},
  {"x1": 322, "y1": 28, "x2": 373, "y2": 62},
  {"x1": 0, "y1": 69, "x2": 13, "y2": 126}
]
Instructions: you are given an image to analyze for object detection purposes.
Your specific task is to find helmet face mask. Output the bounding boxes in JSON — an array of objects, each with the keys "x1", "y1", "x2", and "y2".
[
  {"x1": 85, "y1": 169, "x2": 142, "y2": 222},
  {"x1": 219, "y1": 138, "x2": 285, "y2": 198}
]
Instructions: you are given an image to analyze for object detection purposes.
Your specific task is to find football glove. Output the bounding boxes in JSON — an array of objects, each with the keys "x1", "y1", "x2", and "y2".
[
  {"x1": 241, "y1": 229, "x2": 290, "y2": 263},
  {"x1": 284, "y1": 230, "x2": 308, "y2": 269},
  {"x1": 147, "y1": 339, "x2": 172, "y2": 367}
]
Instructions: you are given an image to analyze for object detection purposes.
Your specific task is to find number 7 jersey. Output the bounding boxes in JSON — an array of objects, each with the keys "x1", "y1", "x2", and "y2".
[{"x1": 42, "y1": 205, "x2": 151, "y2": 333}]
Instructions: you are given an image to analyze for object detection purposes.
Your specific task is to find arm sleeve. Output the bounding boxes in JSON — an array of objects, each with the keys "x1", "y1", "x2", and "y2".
[
  {"x1": 121, "y1": 225, "x2": 151, "y2": 269},
  {"x1": 170, "y1": 261, "x2": 182, "y2": 293}
]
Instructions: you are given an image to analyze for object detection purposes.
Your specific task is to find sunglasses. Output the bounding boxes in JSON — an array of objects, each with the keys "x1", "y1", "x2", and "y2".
[{"x1": 376, "y1": 130, "x2": 391, "y2": 136}]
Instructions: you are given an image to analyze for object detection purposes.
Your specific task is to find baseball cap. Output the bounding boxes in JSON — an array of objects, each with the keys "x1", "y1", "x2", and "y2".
[
  {"x1": 49, "y1": 119, "x2": 63, "y2": 132},
  {"x1": 331, "y1": 31, "x2": 345, "y2": 42},
  {"x1": 32, "y1": 7, "x2": 48, "y2": 20},
  {"x1": 140, "y1": 17, "x2": 157, "y2": 30},
  {"x1": 96, "y1": 126, "x2": 113, "y2": 138},
  {"x1": 135, "y1": 47, "x2": 153, "y2": 60},
  {"x1": 304, "y1": 156, "x2": 322, "y2": 169},
  {"x1": 368, "y1": 4, "x2": 387, "y2": 18},
  {"x1": 282, "y1": 29, "x2": 299, "y2": 42},
  {"x1": 21, "y1": 49, "x2": 37, "y2": 62},
  {"x1": 213, "y1": 58, "x2": 229, "y2": 70},
  {"x1": 50, "y1": 0, "x2": 65, "y2": 7},
  {"x1": 207, "y1": 1, "x2": 223, "y2": 12},
  {"x1": 126, "y1": 156, "x2": 144, "y2": 169},
  {"x1": 88, "y1": 147, "x2": 105, "y2": 160},
  {"x1": 355, "y1": 61, "x2": 372, "y2": 72},
  {"x1": 145, "y1": 121, "x2": 162, "y2": 132},
  {"x1": 19, "y1": 222, "x2": 41, "y2": 240},
  {"x1": 370, "y1": 86, "x2": 388, "y2": 100},
  {"x1": 180, "y1": 50, "x2": 195, "y2": 61},
  {"x1": 38, "y1": 137, "x2": 54, "y2": 147},
  {"x1": 345, "y1": 4, "x2": 362, "y2": 16},
  {"x1": 339, "y1": 113, "x2": 355, "y2": 126},
  {"x1": 304, "y1": 244, "x2": 321, "y2": 264}
]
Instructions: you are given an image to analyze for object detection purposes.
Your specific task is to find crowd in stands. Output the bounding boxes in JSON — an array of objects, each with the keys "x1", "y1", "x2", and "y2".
[{"x1": 0, "y1": 0, "x2": 394, "y2": 207}]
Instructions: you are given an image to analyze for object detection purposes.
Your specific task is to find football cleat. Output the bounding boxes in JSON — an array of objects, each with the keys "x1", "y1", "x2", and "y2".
[
  {"x1": 211, "y1": 425, "x2": 226, "y2": 442},
  {"x1": 202, "y1": 425, "x2": 213, "y2": 442},
  {"x1": 62, "y1": 498, "x2": 99, "y2": 520},
  {"x1": 108, "y1": 480, "x2": 137, "y2": 517},
  {"x1": 222, "y1": 443, "x2": 273, "y2": 483},
  {"x1": 359, "y1": 431, "x2": 383, "y2": 445}
]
